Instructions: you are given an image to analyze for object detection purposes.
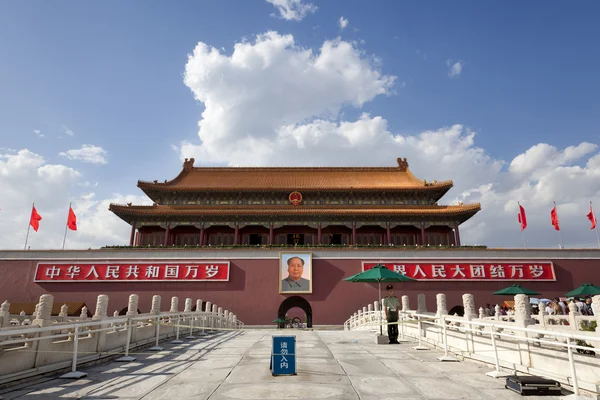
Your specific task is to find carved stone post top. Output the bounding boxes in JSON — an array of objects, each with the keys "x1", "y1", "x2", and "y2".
[
  {"x1": 59, "y1": 304, "x2": 69, "y2": 317},
  {"x1": 1, "y1": 300, "x2": 10, "y2": 313},
  {"x1": 80, "y1": 306, "x2": 88, "y2": 318},
  {"x1": 196, "y1": 299, "x2": 203, "y2": 311},
  {"x1": 170, "y1": 296, "x2": 179, "y2": 312},
  {"x1": 127, "y1": 293, "x2": 139, "y2": 316},
  {"x1": 367, "y1": 304, "x2": 373, "y2": 311},
  {"x1": 568, "y1": 301, "x2": 579, "y2": 315},
  {"x1": 417, "y1": 293, "x2": 427, "y2": 312},
  {"x1": 151, "y1": 295, "x2": 161, "y2": 314},
  {"x1": 212, "y1": 304, "x2": 217, "y2": 312},
  {"x1": 462, "y1": 293, "x2": 477, "y2": 319},
  {"x1": 362, "y1": 306, "x2": 367, "y2": 312},
  {"x1": 592, "y1": 295, "x2": 600, "y2": 317},
  {"x1": 113, "y1": 310, "x2": 119, "y2": 317},
  {"x1": 435, "y1": 293, "x2": 447, "y2": 316},
  {"x1": 218, "y1": 307, "x2": 223, "y2": 313},
  {"x1": 94, "y1": 294, "x2": 109, "y2": 318},
  {"x1": 36, "y1": 294, "x2": 54, "y2": 320}
]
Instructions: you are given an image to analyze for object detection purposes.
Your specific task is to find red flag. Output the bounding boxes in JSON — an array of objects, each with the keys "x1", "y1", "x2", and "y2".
[
  {"x1": 30, "y1": 206, "x2": 42, "y2": 232},
  {"x1": 517, "y1": 204, "x2": 527, "y2": 231},
  {"x1": 588, "y1": 204, "x2": 597, "y2": 230},
  {"x1": 67, "y1": 206, "x2": 77, "y2": 231},
  {"x1": 550, "y1": 205, "x2": 560, "y2": 231}
]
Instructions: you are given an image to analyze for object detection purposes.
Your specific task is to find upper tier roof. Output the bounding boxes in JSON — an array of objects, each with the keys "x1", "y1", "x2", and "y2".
[{"x1": 137, "y1": 158, "x2": 453, "y2": 192}]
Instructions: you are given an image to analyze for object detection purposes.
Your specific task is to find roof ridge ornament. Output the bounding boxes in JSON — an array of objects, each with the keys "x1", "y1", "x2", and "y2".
[
  {"x1": 397, "y1": 157, "x2": 409, "y2": 172},
  {"x1": 183, "y1": 158, "x2": 195, "y2": 170}
]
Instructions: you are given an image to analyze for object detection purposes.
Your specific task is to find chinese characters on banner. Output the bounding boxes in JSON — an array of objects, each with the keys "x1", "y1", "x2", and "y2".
[
  {"x1": 34, "y1": 262, "x2": 230, "y2": 282},
  {"x1": 362, "y1": 262, "x2": 555, "y2": 281}
]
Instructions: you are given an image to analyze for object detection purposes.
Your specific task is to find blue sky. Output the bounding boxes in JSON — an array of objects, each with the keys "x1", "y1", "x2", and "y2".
[{"x1": 1, "y1": 1, "x2": 599, "y2": 249}]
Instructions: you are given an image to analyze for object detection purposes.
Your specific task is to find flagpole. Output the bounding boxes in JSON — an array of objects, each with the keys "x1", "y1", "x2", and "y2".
[
  {"x1": 62, "y1": 202, "x2": 71, "y2": 250},
  {"x1": 24, "y1": 202, "x2": 33, "y2": 251},
  {"x1": 555, "y1": 201, "x2": 564, "y2": 249},
  {"x1": 518, "y1": 201, "x2": 527, "y2": 248},
  {"x1": 593, "y1": 201, "x2": 600, "y2": 248}
]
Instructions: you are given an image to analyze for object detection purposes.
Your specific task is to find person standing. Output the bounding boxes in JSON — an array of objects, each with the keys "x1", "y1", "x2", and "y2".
[{"x1": 383, "y1": 284, "x2": 400, "y2": 344}]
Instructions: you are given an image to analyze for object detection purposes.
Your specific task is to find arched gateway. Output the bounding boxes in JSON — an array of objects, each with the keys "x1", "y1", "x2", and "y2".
[{"x1": 278, "y1": 296, "x2": 312, "y2": 328}]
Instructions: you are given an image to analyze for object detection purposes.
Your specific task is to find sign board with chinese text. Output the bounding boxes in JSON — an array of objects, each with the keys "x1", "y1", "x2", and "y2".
[
  {"x1": 270, "y1": 335, "x2": 296, "y2": 376},
  {"x1": 34, "y1": 261, "x2": 230, "y2": 283},
  {"x1": 362, "y1": 261, "x2": 556, "y2": 281}
]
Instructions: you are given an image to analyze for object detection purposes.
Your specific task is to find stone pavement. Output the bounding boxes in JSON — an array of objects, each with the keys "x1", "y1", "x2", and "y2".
[{"x1": 0, "y1": 330, "x2": 567, "y2": 400}]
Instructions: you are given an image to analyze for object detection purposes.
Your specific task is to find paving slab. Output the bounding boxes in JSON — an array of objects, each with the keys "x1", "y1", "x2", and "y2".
[{"x1": 0, "y1": 329, "x2": 573, "y2": 400}]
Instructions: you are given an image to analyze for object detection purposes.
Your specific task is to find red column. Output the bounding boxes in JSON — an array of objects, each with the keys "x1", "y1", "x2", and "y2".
[
  {"x1": 420, "y1": 223, "x2": 425, "y2": 245},
  {"x1": 455, "y1": 224, "x2": 461, "y2": 246},
  {"x1": 269, "y1": 223, "x2": 274, "y2": 245},
  {"x1": 164, "y1": 223, "x2": 170, "y2": 246},
  {"x1": 129, "y1": 222, "x2": 136, "y2": 246},
  {"x1": 386, "y1": 223, "x2": 391, "y2": 245},
  {"x1": 234, "y1": 223, "x2": 239, "y2": 245},
  {"x1": 317, "y1": 223, "x2": 322, "y2": 245},
  {"x1": 352, "y1": 222, "x2": 357, "y2": 245},
  {"x1": 199, "y1": 226, "x2": 205, "y2": 246}
]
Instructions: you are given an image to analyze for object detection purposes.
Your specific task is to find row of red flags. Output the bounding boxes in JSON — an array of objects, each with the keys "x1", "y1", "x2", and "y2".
[
  {"x1": 517, "y1": 202, "x2": 597, "y2": 231},
  {"x1": 29, "y1": 205, "x2": 77, "y2": 232}
]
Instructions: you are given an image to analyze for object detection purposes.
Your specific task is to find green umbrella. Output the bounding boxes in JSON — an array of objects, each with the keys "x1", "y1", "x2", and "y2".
[
  {"x1": 272, "y1": 318, "x2": 287, "y2": 323},
  {"x1": 344, "y1": 264, "x2": 415, "y2": 335},
  {"x1": 493, "y1": 284, "x2": 540, "y2": 296},
  {"x1": 566, "y1": 283, "x2": 600, "y2": 297}
]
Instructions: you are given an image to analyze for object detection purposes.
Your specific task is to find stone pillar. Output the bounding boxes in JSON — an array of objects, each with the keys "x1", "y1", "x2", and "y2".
[
  {"x1": 164, "y1": 223, "x2": 170, "y2": 246},
  {"x1": 233, "y1": 315, "x2": 238, "y2": 328},
  {"x1": 374, "y1": 301, "x2": 380, "y2": 311},
  {"x1": 514, "y1": 294, "x2": 535, "y2": 327},
  {"x1": 93, "y1": 294, "x2": 109, "y2": 320},
  {"x1": 478, "y1": 307, "x2": 486, "y2": 320},
  {"x1": 212, "y1": 304, "x2": 218, "y2": 329},
  {"x1": 494, "y1": 304, "x2": 501, "y2": 320},
  {"x1": 401, "y1": 295, "x2": 410, "y2": 312},
  {"x1": 151, "y1": 295, "x2": 161, "y2": 314},
  {"x1": 218, "y1": 307, "x2": 223, "y2": 328},
  {"x1": 367, "y1": 304, "x2": 373, "y2": 312},
  {"x1": 184, "y1": 298, "x2": 193, "y2": 313},
  {"x1": 196, "y1": 299, "x2": 203, "y2": 312},
  {"x1": 59, "y1": 304, "x2": 68, "y2": 318},
  {"x1": 0, "y1": 300, "x2": 10, "y2": 328},
  {"x1": 567, "y1": 301, "x2": 581, "y2": 329},
  {"x1": 454, "y1": 223, "x2": 461, "y2": 246},
  {"x1": 126, "y1": 294, "x2": 139, "y2": 316},
  {"x1": 538, "y1": 303, "x2": 547, "y2": 328},
  {"x1": 269, "y1": 223, "x2": 274, "y2": 245},
  {"x1": 170, "y1": 297, "x2": 179, "y2": 313},
  {"x1": 31, "y1": 294, "x2": 53, "y2": 327},
  {"x1": 386, "y1": 222, "x2": 391, "y2": 245},
  {"x1": 417, "y1": 294, "x2": 427, "y2": 313},
  {"x1": 129, "y1": 222, "x2": 137, "y2": 246},
  {"x1": 436, "y1": 293, "x2": 447, "y2": 317},
  {"x1": 462, "y1": 294, "x2": 477, "y2": 321}
]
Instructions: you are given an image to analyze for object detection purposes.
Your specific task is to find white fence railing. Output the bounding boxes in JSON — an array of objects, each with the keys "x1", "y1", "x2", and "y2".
[
  {"x1": 345, "y1": 293, "x2": 600, "y2": 399},
  {"x1": 0, "y1": 293, "x2": 243, "y2": 384}
]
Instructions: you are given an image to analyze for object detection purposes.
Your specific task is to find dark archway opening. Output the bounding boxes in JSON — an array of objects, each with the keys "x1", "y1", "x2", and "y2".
[
  {"x1": 278, "y1": 296, "x2": 312, "y2": 328},
  {"x1": 119, "y1": 307, "x2": 142, "y2": 316},
  {"x1": 448, "y1": 305, "x2": 464, "y2": 317}
]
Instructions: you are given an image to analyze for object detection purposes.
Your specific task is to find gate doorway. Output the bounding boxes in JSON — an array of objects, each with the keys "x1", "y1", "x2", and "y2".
[{"x1": 277, "y1": 296, "x2": 312, "y2": 328}]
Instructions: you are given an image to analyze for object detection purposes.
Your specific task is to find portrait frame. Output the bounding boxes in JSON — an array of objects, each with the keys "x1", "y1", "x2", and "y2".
[{"x1": 279, "y1": 252, "x2": 313, "y2": 294}]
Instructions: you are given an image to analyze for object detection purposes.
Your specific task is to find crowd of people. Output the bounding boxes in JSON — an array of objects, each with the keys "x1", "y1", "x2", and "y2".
[{"x1": 482, "y1": 297, "x2": 595, "y2": 317}]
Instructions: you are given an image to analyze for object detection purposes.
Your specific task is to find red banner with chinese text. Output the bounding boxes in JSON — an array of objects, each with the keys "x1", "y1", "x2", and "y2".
[
  {"x1": 362, "y1": 261, "x2": 555, "y2": 281},
  {"x1": 34, "y1": 262, "x2": 230, "y2": 282}
]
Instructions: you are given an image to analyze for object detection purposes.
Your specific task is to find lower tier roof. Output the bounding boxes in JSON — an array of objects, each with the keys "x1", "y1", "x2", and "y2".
[{"x1": 109, "y1": 203, "x2": 480, "y2": 224}]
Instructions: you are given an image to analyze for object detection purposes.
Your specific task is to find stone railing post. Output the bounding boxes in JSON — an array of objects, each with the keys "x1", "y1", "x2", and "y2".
[
  {"x1": 184, "y1": 298, "x2": 192, "y2": 313},
  {"x1": 417, "y1": 294, "x2": 427, "y2": 313},
  {"x1": 80, "y1": 306, "x2": 89, "y2": 319},
  {"x1": 494, "y1": 305, "x2": 501, "y2": 321},
  {"x1": 196, "y1": 299, "x2": 203, "y2": 313},
  {"x1": 151, "y1": 295, "x2": 161, "y2": 314},
  {"x1": 538, "y1": 304, "x2": 547, "y2": 328},
  {"x1": 514, "y1": 294, "x2": 535, "y2": 328},
  {"x1": 205, "y1": 301, "x2": 212, "y2": 329},
  {"x1": 593, "y1": 296, "x2": 600, "y2": 332},
  {"x1": 93, "y1": 294, "x2": 109, "y2": 320},
  {"x1": 218, "y1": 307, "x2": 223, "y2": 328},
  {"x1": 478, "y1": 307, "x2": 485, "y2": 320},
  {"x1": 401, "y1": 295, "x2": 410, "y2": 312},
  {"x1": 233, "y1": 315, "x2": 238, "y2": 329},
  {"x1": 32, "y1": 294, "x2": 54, "y2": 369},
  {"x1": 0, "y1": 300, "x2": 10, "y2": 328},
  {"x1": 59, "y1": 304, "x2": 69, "y2": 322},
  {"x1": 436, "y1": 293, "x2": 447, "y2": 317},
  {"x1": 126, "y1": 294, "x2": 139, "y2": 316},
  {"x1": 462, "y1": 294, "x2": 477, "y2": 321},
  {"x1": 170, "y1": 296, "x2": 179, "y2": 313},
  {"x1": 212, "y1": 304, "x2": 218, "y2": 330},
  {"x1": 567, "y1": 302, "x2": 581, "y2": 330},
  {"x1": 93, "y1": 294, "x2": 109, "y2": 351}
]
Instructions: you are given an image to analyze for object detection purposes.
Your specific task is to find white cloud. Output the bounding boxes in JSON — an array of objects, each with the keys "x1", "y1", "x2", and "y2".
[
  {"x1": 59, "y1": 144, "x2": 108, "y2": 164},
  {"x1": 447, "y1": 59, "x2": 463, "y2": 77},
  {"x1": 179, "y1": 31, "x2": 600, "y2": 248},
  {"x1": 266, "y1": 0, "x2": 317, "y2": 21},
  {"x1": 62, "y1": 125, "x2": 75, "y2": 136},
  {"x1": 33, "y1": 129, "x2": 44, "y2": 137},
  {"x1": 0, "y1": 148, "x2": 149, "y2": 250},
  {"x1": 339, "y1": 16, "x2": 349, "y2": 30}
]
